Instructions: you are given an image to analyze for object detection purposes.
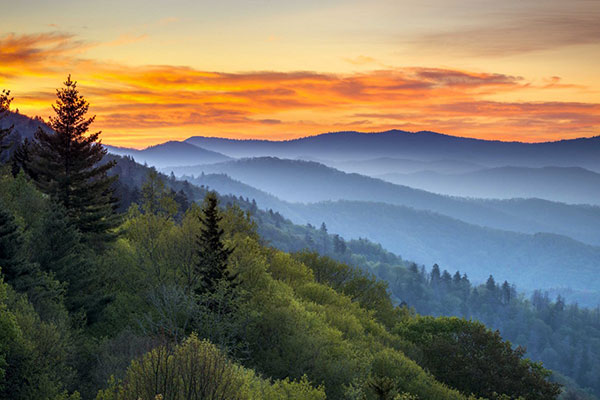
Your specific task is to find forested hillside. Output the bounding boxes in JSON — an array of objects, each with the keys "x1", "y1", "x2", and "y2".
[
  {"x1": 0, "y1": 82, "x2": 573, "y2": 399},
  {"x1": 225, "y1": 199, "x2": 600, "y2": 399},
  {"x1": 167, "y1": 157, "x2": 600, "y2": 247}
]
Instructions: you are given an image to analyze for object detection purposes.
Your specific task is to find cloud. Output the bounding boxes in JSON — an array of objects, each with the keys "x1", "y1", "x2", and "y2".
[
  {"x1": 0, "y1": 32, "x2": 85, "y2": 64},
  {"x1": 343, "y1": 55, "x2": 377, "y2": 65},
  {"x1": 2, "y1": 31, "x2": 598, "y2": 145},
  {"x1": 413, "y1": 3, "x2": 600, "y2": 56}
]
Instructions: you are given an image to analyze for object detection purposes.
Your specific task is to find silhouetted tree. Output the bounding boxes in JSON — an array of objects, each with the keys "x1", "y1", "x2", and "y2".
[
  {"x1": 27, "y1": 76, "x2": 118, "y2": 247},
  {"x1": 0, "y1": 89, "x2": 14, "y2": 157},
  {"x1": 11, "y1": 138, "x2": 33, "y2": 178}
]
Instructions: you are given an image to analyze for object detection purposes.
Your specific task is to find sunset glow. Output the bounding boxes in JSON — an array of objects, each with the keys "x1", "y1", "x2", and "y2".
[{"x1": 1, "y1": 0, "x2": 599, "y2": 147}]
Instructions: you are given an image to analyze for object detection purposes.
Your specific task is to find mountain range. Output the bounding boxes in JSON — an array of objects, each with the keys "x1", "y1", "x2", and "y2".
[
  {"x1": 377, "y1": 166, "x2": 600, "y2": 205},
  {"x1": 167, "y1": 157, "x2": 600, "y2": 246},
  {"x1": 5, "y1": 112, "x2": 600, "y2": 303},
  {"x1": 185, "y1": 130, "x2": 600, "y2": 171},
  {"x1": 105, "y1": 141, "x2": 230, "y2": 168}
]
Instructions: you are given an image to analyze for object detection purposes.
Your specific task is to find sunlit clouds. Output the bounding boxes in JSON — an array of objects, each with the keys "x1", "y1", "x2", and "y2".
[{"x1": 1, "y1": 0, "x2": 599, "y2": 148}]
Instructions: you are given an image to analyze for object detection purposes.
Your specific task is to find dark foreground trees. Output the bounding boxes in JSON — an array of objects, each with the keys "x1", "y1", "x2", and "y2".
[
  {"x1": 27, "y1": 76, "x2": 118, "y2": 247},
  {"x1": 396, "y1": 316, "x2": 562, "y2": 399},
  {"x1": 0, "y1": 90, "x2": 14, "y2": 158}
]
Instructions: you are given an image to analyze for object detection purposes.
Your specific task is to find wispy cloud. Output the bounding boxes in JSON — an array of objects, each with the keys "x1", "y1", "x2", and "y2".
[
  {"x1": 343, "y1": 55, "x2": 377, "y2": 65},
  {"x1": 414, "y1": 7, "x2": 600, "y2": 57},
  {"x1": 0, "y1": 32, "x2": 85, "y2": 64},
  {"x1": 1, "y1": 31, "x2": 598, "y2": 146}
]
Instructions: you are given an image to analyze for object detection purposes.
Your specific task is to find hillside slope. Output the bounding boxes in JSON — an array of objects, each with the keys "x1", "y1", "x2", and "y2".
[
  {"x1": 167, "y1": 157, "x2": 600, "y2": 246},
  {"x1": 106, "y1": 140, "x2": 231, "y2": 168},
  {"x1": 379, "y1": 166, "x2": 600, "y2": 205}
]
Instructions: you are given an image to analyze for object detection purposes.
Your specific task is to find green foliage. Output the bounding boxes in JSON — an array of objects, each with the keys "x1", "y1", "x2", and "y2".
[
  {"x1": 0, "y1": 129, "x2": 573, "y2": 400},
  {"x1": 396, "y1": 316, "x2": 562, "y2": 399},
  {"x1": 0, "y1": 277, "x2": 78, "y2": 400},
  {"x1": 95, "y1": 334, "x2": 326, "y2": 400},
  {"x1": 140, "y1": 170, "x2": 178, "y2": 218},
  {"x1": 195, "y1": 192, "x2": 235, "y2": 296},
  {"x1": 27, "y1": 76, "x2": 118, "y2": 247},
  {"x1": 385, "y1": 262, "x2": 600, "y2": 397},
  {"x1": 0, "y1": 202, "x2": 27, "y2": 283}
]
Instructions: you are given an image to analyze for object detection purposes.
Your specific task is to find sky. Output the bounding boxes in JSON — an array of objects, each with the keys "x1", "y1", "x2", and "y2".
[{"x1": 0, "y1": 0, "x2": 599, "y2": 148}]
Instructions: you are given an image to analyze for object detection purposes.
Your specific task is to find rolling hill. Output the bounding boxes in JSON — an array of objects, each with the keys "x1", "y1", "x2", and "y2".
[
  {"x1": 166, "y1": 157, "x2": 600, "y2": 246},
  {"x1": 185, "y1": 130, "x2": 600, "y2": 171},
  {"x1": 331, "y1": 157, "x2": 486, "y2": 175},
  {"x1": 159, "y1": 168, "x2": 600, "y2": 297},
  {"x1": 288, "y1": 200, "x2": 600, "y2": 292},
  {"x1": 379, "y1": 166, "x2": 600, "y2": 205},
  {"x1": 105, "y1": 140, "x2": 231, "y2": 168}
]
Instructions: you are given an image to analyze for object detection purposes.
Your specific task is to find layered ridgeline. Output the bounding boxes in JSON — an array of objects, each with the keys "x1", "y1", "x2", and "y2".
[
  {"x1": 184, "y1": 130, "x2": 600, "y2": 171},
  {"x1": 105, "y1": 141, "x2": 231, "y2": 168},
  {"x1": 376, "y1": 166, "x2": 600, "y2": 205},
  {"x1": 166, "y1": 157, "x2": 600, "y2": 246},
  {"x1": 166, "y1": 158, "x2": 600, "y2": 303}
]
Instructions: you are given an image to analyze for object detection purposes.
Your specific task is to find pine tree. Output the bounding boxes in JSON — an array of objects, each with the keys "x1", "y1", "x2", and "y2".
[
  {"x1": 195, "y1": 192, "x2": 235, "y2": 295},
  {"x1": 27, "y1": 76, "x2": 118, "y2": 246},
  {"x1": 0, "y1": 204, "x2": 28, "y2": 283},
  {"x1": 11, "y1": 138, "x2": 33, "y2": 178},
  {"x1": 30, "y1": 202, "x2": 90, "y2": 311},
  {"x1": 0, "y1": 89, "x2": 14, "y2": 157},
  {"x1": 0, "y1": 204, "x2": 64, "y2": 319},
  {"x1": 30, "y1": 203, "x2": 111, "y2": 324}
]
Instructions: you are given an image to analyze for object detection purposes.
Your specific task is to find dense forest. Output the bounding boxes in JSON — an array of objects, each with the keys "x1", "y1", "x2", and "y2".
[
  {"x1": 0, "y1": 80, "x2": 591, "y2": 399},
  {"x1": 245, "y1": 207, "x2": 600, "y2": 399}
]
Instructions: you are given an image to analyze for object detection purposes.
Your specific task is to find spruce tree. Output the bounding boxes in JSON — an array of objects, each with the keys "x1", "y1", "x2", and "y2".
[
  {"x1": 0, "y1": 204, "x2": 64, "y2": 319},
  {"x1": 0, "y1": 89, "x2": 13, "y2": 156},
  {"x1": 11, "y1": 138, "x2": 33, "y2": 177},
  {"x1": 195, "y1": 192, "x2": 235, "y2": 295},
  {"x1": 0, "y1": 204, "x2": 28, "y2": 283},
  {"x1": 27, "y1": 76, "x2": 118, "y2": 246}
]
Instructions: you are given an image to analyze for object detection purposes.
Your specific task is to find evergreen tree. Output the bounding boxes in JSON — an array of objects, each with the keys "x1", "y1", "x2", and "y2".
[
  {"x1": 0, "y1": 90, "x2": 13, "y2": 157},
  {"x1": 29, "y1": 202, "x2": 94, "y2": 313},
  {"x1": 195, "y1": 192, "x2": 235, "y2": 295},
  {"x1": 140, "y1": 170, "x2": 177, "y2": 217},
  {"x1": 10, "y1": 138, "x2": 33, "y2": 178},
  {"x1": 486, "y1": 275, "x2": 497, "y2": 292},
  {"x1": 0, "y1": 204, "x2": 28, "y2": 284},
  {"x1": 430, "y1": 264, "x2": 441, "y2": 286},
  {"x1": 0, "y1": 203, "x2": 65, "y2": 319},
  {"x1": 27, "y1": 76, "x2": 118, "y2": 246}
]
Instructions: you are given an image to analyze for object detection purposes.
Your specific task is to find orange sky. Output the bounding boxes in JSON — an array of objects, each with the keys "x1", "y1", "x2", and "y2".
[{"x1": 1, "y1": 0, "x2": 599, "y2": 148}]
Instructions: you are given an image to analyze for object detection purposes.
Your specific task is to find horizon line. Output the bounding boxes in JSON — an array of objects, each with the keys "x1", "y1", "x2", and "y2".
[{"x1": 103, "y1": 128, "x2": 600, "y2": 150}]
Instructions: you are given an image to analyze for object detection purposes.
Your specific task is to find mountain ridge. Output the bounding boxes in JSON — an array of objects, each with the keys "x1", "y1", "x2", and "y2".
[
  {"x1": 105, "y1": 140, "x2": 231, "y2": 168},
  {"x1": 378, "y1": 165, "x2": 600, "y2": 205},
  {"x1": 166, "y1": 156, "x2": 600, "y2": 246},
  {"x1": 185, "y1": 130, "x2": 600, "y2": 170}
]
